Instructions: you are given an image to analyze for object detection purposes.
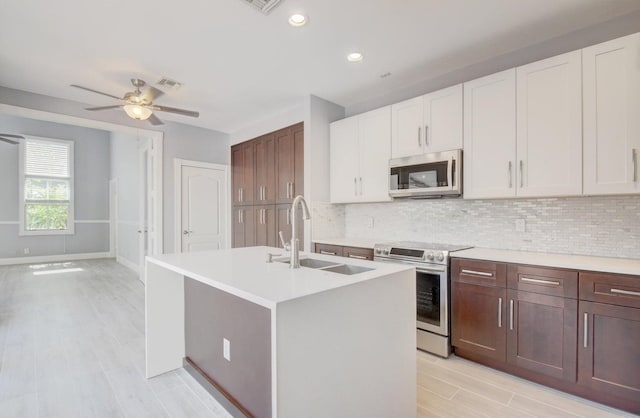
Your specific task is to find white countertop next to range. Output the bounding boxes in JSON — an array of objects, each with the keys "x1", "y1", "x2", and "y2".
[
  {"x1": 452, "y1": 248, "x2": 640, "y2": 276},
  {"x1": 146, "y1": 246, "x2": 413, "y2": 309},
  {"x1": 312, "y1": 237, "x2": 381, "y2": 249}
]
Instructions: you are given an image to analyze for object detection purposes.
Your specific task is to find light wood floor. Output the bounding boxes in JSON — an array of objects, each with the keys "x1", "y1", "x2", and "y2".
[{"x1": 0, "y1": 259, "x2": 636, "y2": 418}]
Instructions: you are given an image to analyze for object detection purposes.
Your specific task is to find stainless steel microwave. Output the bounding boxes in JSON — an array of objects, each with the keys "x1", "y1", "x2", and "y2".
[{"x1": 389, "y1": 149, "x2": 462, "y2": 198}]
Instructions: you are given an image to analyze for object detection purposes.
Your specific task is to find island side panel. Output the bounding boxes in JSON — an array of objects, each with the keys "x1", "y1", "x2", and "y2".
[
  {"x1": 185, "y1": 277, "x2": 272, "y2": 418},
  {"x1": 275, "y1": 269, "x2": 416, "y2": 418},
  {"x1": 145, "y1": 261, "x2": 185, "y2": 378}
]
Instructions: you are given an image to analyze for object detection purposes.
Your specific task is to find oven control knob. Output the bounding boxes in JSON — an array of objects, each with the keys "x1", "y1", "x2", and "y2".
[
  {"x1": 375, "y1": 248, "x2": 382, "y2": 255},
  {"x1": 383, "y1": 249, "x2": 389, "y2": 255},
  {"x1": 436, "y1": 252, "x2": 444, "y2": 262},
  {"x1": 426, "y1": 252, "x2": 434, "y2": 261}
]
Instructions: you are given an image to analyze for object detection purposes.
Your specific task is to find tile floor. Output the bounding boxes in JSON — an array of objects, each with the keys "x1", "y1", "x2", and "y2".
[{"x1": 0, "y1": 259, "x2": 637, "y2": 418}]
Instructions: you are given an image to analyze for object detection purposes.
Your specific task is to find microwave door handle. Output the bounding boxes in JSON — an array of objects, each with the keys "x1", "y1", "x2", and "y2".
[{"x1": 447, "y1": 156, "x2": 454, "y2": 190}]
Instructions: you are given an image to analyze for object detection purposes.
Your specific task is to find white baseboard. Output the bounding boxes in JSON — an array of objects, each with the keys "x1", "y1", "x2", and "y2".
[
  {"x1": 116, "y1": 255, "x2": 140, "y2": 274},
  {"x1": 0, "y1": 252, "x2": 112, "y2": 266}
]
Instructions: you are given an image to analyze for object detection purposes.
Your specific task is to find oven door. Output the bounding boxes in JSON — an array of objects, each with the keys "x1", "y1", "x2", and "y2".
[{"x1": 416, "y1": 266, "x2": 448, "y2": 337}]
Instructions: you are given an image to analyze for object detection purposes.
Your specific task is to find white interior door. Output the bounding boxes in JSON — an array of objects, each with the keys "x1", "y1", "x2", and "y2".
[
  {"x1": 180, "y1": 163, "x2": 228, "y2": 252},
  {"x1": 138, "y1": 141, "x2": 149, "y2": 282}
]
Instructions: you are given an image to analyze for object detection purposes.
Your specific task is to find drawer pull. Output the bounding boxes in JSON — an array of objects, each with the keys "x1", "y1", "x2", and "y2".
[
  {"x1": 610, "y1": 288, "x2": 640, "y2": 297},
  {"x1": 583, "y1": 313, "x2": 588, "y2": 348},
  {"x1": 520, "y1": 277, "x2": 560, "y2": 286},
  {"x1": 509, "y1": 299, "x2": 514, "y2": 331},
  {"x1": 320, "y1": 250, "x2": 336, "y2": 256},
  {"x1": 498, "y1": 297, "x2": 502, "y2": 328},
  {"x1": 461, "y1": 269, "x2": 493, "y2": 277},
  {"x1": 348, "y1": 254, "x2": 368, "y2": 260}
]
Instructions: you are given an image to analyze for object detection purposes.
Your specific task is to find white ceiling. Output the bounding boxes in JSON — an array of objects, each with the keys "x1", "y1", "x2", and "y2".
[{"x1": 1, "y1": 0, "x2": 640, "y2": 134}]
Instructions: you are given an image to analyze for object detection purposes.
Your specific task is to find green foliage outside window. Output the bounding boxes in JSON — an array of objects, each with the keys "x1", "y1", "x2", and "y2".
[{"x1": 25, "y1": 204, "x2": 69, "y2": 230}]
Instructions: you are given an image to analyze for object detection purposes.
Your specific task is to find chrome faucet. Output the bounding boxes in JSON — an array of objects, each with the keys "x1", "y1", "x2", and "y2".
[{"x1": 278, "y1": 195, "x2": 311, "y2": 268}]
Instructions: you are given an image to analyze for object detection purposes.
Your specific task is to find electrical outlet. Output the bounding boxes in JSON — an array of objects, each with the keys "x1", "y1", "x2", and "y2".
[
  {"x1": 515, "y1": 219, "x2": 526, "y2": 233},
  {"x1": 223, "y1": 338, "x2": 231, "y2": 361},
  {"x1": 23, "y1": 248, "x2": 30, "y2": 255},
  {"x1": 367, "y1": 216, "x2": 374, "y2": 228}
]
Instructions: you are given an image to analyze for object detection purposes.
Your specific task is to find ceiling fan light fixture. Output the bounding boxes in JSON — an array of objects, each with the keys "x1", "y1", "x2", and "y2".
[
  {"x1": 123, "y1": 104, "x2": 153, "y2": 121},
  {"x1": 288, "y1": 13, "x2": 307, "y2": 27}
]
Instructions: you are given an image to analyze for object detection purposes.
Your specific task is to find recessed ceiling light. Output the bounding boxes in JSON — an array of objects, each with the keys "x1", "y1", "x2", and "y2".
[
  {"x1": 347, "y1": 52, "x2": 364, "y2": 62},
  {"x1": 288, "y1": 14, "x2": 307, "y2": 27}
]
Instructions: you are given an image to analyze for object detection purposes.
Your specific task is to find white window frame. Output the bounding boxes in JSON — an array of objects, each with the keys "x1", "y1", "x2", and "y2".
[{"x1": 19, "y1": 135, "x2": 75, "y2": 236}]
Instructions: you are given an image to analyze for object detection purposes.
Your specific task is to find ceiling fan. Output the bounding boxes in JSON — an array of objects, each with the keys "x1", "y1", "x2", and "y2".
[
  {"x1": 71, "y1": 78, "x2": 200, "y2": 126},
  {"x1": 0, "y1": 133, "x2": 24, "y2": 145}
]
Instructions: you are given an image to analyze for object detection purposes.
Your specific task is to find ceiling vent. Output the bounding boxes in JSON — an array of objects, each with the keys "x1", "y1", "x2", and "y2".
[
  {"x1": 157, "y1": 77, "x2": 182, "y2": 90},
  {"x1": 242, "y1": 0, "x2": 282, "y2": 14}
]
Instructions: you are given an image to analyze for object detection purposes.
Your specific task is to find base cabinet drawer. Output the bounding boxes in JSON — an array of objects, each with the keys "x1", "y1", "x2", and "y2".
[
  {"x1": 314, "y1": 243, "x2": 343, "y2": 257},
  {"x1": 579, "y1": 272, "x2": 640, "y2": 309}
]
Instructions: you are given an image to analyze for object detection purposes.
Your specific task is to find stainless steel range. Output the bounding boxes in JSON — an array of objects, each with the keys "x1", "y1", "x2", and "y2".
[{"x1": 373, "y1": 241, "x2": 471, "y2": 357}]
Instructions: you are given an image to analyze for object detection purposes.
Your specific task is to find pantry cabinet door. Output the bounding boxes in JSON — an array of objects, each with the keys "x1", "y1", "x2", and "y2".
[
  {"x1": 423, "y1": 84, "x2": 463, "y2": 153},
  {"x1": 516, "y1": 50, "x2": 582, "y2": 197},
  {"x1": 330, "y1": 117, "x2": 360, "y2": 203},
  {"x1": 463, "y1": 69, "x2": 517, "y2": 199},
  {"x1": 358, "y1": 106, "x2": 392, "y2": 202},
  {"x1": 583, "y1": 33, "x2": 640, "y2": 195},
  {"x1": 391, "y1": 96, "x2": 424, "y2": 158}
]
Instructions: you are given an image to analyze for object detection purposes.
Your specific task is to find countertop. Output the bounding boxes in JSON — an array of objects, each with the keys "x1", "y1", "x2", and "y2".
[
  {"x1": 452, "y1": 247, "x2": 640, "y2": 276},
  {"x1": 146, "y1": 246, "x2": 413, "y2": 309},
  {"x1": 312, "y1": 238, "x2": 382, "y2": 249}
]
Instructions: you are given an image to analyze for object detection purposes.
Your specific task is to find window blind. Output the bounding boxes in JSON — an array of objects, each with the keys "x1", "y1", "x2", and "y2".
[{"x1": 25, "y1": 139, "x2": 70, "y2": 177}]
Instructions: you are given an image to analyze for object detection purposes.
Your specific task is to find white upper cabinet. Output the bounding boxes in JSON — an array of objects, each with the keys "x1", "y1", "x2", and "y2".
[
  {"x1": 516, "y1": 50, "x2": 583, "y2": 197},
  {"x1": 463, "y1": 69, "x2": 517, "y2": 199},
  {"x1": 330, "y1": 106, "x2": 392, "y2": 203},
  {"x1": 583, "y1": 32, "x2": 640, "y2": 195},
  {"x1": 391, "y1": 84, "x2": 462, "y2": 158}
]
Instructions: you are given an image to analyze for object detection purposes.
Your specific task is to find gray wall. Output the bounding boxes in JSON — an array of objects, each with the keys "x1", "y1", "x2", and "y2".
[
  {"x1": 109, "y1": 132, "x2": 140, "y2": 266},
  {"x1": 0, "y1": 113, "x2": 110, "y2": 258},
  {"x1": 0, "y1": 87, "x2": 231, "y2": 256}
]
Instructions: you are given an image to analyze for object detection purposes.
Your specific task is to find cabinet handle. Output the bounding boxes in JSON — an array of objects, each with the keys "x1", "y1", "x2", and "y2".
[
  {"x1": 610, "y1": 288, "x2": 640, "y2": 297},
  {"x1": 519, "y1": 160, "x2": 524, "y2": 188},
  {"x1": 320, "y1": 250, "x2": 336, "y2": 255},
  {"x1": 583, "y1": 312, "x2": 588, "y2": 348},
  {"x1": 418, "y1": 127, "x2": 422, "y2": 146},
  {"x1": 447, "y1": 155, "x2": 453, "y2": 189},
  {"x1": 498, "y1": 297, "x2": 502, "y2": 328},
  {"x1": 359, "y1": 177, "x2": 363, "y2": 196},
  {"x1": 508, "y1": 161, "x2": 513, "y2": 188},
  {"x1": 461, "y1": 269, "x2": 493, "y2": 277},
  {"x1": 520, "y1": 277, "x2": 560, "y2": 286},
  {"x1": 354, "y1": 177, "x2": 357, "y2": 196},
  {"x1": 290, "y1": 182, "x2": 294, "y2": 198},
  {"x1": 348, "y1": 254, "x2": 368, "y2": 260},
  {"x1": 633, "y1": 148, "x2": 638, "y2": 183},
  {"x1": 425, "y1": 125, "x2": 429, "y2": 146},
  {"x1": 238, "y1": 209, "x2": 243, "y2": 224},
  {"x1": 509, "y1": 299, "x2": 514, "y2": 331},
  {"x1": 286, "y1": 208, "x2": 291, "y2": 225},
  {"x1": 239, "y1": 188, "x2": 243, "y2": 202}
]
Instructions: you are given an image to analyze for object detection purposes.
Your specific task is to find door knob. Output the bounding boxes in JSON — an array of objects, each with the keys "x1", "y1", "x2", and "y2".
[{"x1": 183, "y1": 230, "x2": 193, "y2": 235}]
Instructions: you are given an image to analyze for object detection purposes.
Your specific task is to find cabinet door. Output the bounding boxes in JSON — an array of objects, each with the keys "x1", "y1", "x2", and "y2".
[
  {"x1": 231, "y1": 145, "x2": 244, "y2": 205},
  {"x1": 275, "y1": 204, "x2": 303, "y2": 251},
  {"x1": 583, "y1": 33, "x2": 640, "y2": 195},
  {"x1": 232, "y1": 206, "x2": 255, "y2": 248},
  {"x1": 358, "y1": 106, "x2": 392, "y2": 202},
  {"x1": 578, "y1": 301, "x2": 640, "y2": 404},
  {"x1": 452, "y1": 282, "x2": 506, "y2": 362},
  {"x1": 463, "y1": 70, "x2": 517, "y2": 199},
  {"x1": 423, "y1": 84, "x2": 463, "y2": 153},
  {"x1": 330, "y1": 117, "x2": 360, "y2": 203},
  {"x1": 254, "y1": 205, "x2": 276, "y2": 247},
  {"x1": 342, "y1": 246, "x2": 374, "y2": 261},
  {"x1": 241, "y1": 142, "x2": 255, "y2": 205},
  {"x1": 506, "y1": 289, "x2": 577, "y2": 382},
  {"x1": 391, "y1": 96, "x2": 423, "y2": 158},
  {"x1": 254, "y1": 134, "x2": 276, "y2": 204},
  {"x1": 516, "y1": 50, "x2": 582, "y2": 197},
  {"x1": 292, "y1": 123, "x2": 304, "y2": 199}
]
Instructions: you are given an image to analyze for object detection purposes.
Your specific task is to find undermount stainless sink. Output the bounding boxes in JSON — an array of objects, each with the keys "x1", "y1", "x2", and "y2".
[
  {"x1": 322, "y1": 264, "x2": 374, "y2": 275},
  {"x1": 275, "y1": 257, "x2": 374, "y2": 275}
]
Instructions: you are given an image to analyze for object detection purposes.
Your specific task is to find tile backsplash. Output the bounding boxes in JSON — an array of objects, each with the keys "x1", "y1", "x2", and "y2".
[{"x1": 341, "y1": 196, "x2": 640, "y2": 259}]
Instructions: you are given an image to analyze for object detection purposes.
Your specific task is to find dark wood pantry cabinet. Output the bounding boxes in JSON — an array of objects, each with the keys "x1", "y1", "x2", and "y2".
[
  {"x1": 231, "y1": 122, "x2": 304, "y2": 249},
  {"x1": 451, "y1": 258, "x2": 640, "y2": 414}
]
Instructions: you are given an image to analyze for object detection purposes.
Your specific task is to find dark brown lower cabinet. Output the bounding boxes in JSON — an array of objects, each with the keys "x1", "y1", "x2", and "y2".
[
  {"x1": 506, "y1": 289, "x2": 577, "y2": 382},
  {"x1": 232, "y1": 206, "x2": 255, "y2": 248},
  {"x1": 578, "y1": 300, "x2": 640, "y2": 405},
  {"x1": 275, "y1": 204, "x2": 303, "y2": 251},
  {"x1": 452, "y1": 282, "x2": 506, "y2": 362},
  {"x1": 254, "y1": 205, "x2": 276, "y2": 247},
  {"x1": 312, "y1": 243, "x2": 375, "y2": 260}
]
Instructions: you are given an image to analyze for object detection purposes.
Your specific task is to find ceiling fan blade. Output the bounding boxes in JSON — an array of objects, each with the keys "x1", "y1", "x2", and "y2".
[
  {"x1": 0, "y1": 133, "x2": 25, "y2": 139},
  {"x1": 0, "y1": 136, "x2": 19, "y2": 145},
  {"x1": 147, "y1": 113, "x2": 164, "y2": 126},
  {"x1": 149, "y1": 105, "x2": 199, "y2": 118},
  {"x1": 85, "y1": 105, "x2": 122, "y2": 111},
  {"x1": 70, "y1": 84, "x2": 124, "y2": 100},
  {"x1": 142, "y1": 86, "x2": 164, "y2": 103}
]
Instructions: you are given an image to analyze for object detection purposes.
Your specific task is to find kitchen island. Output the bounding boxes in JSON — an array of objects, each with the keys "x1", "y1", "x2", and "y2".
[{"x1": 145, "y1": 246, "x2": 416, "y2": 418}]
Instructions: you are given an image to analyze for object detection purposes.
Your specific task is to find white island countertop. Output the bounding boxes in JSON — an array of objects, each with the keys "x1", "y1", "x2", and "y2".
[
  {"x1": 146, "y1": 246, "x2": 413, "y2": 309},
  {"x1": 452, "y1": 247, "x2": 640, "y2": 276}
]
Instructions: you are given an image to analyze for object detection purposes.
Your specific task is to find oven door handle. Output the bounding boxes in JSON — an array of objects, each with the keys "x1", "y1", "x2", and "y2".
[{"x1": 415, "y1": 266, "x2": 446, "y2": 274}]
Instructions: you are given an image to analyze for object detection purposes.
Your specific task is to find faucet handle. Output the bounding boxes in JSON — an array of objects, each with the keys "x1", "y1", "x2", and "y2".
[{"x1": 278, "y1": 231, "x2": 291, "y2": 251}]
